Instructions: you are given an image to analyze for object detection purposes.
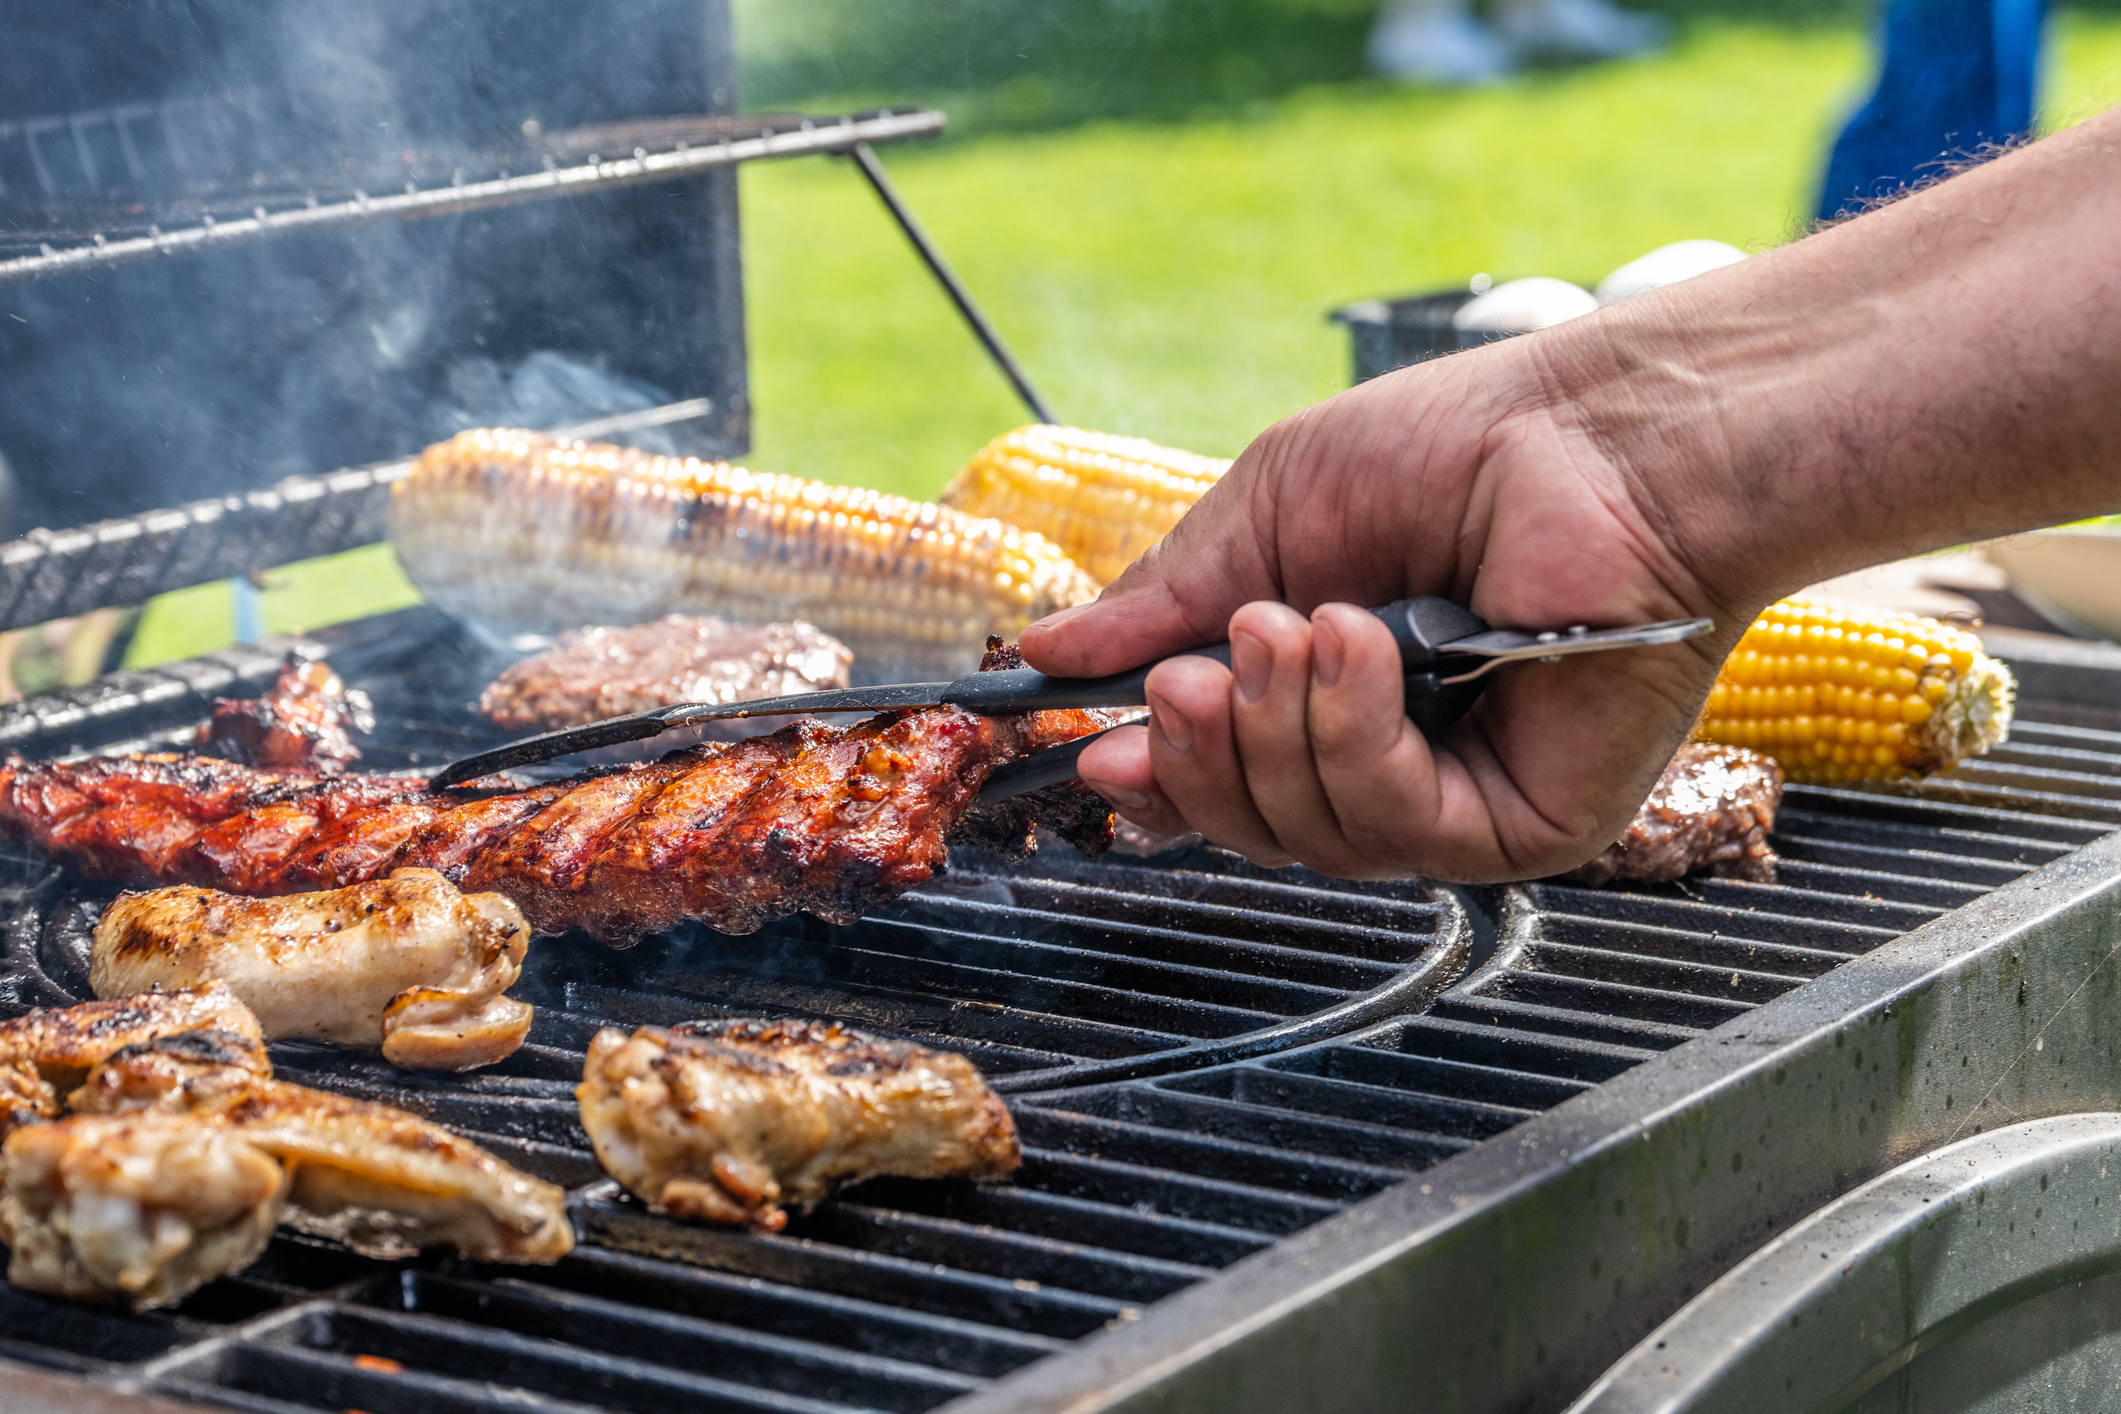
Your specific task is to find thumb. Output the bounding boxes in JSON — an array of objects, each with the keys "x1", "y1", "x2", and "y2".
[{"x1": 1018, "y1": 469, "x2": 1280, "y2": 677}]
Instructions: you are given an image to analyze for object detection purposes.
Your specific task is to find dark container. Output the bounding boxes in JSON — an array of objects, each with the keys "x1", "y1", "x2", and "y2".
[{"x1": 1329, "y1": 286, "x2": 1520, "y2": 384}]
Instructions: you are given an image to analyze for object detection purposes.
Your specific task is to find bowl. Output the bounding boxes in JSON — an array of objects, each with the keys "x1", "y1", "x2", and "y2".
[{"x1": 1983, "y1": 525, "x2": 2121, "y2": 642}]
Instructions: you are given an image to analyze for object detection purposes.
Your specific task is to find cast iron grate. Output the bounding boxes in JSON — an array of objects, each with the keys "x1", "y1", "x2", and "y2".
[
  {"x1": 1008, "y1": 678, "x2": 2121, "y2": 1254},
  {"x1": 0, "y1": 620, "x2": 2112, "y2": 1413}
]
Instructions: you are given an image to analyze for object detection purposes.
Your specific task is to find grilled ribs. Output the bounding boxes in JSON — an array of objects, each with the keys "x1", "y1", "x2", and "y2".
[
  {"x1": 0, "y1": 701, "x2": 1115, "y2": 946},
  {"x1": 92, "y1": 869, "x2": 534, "y2": 1071},
  {"x1": 195, "y1": 653, "x2": 374, "y2": 774}
]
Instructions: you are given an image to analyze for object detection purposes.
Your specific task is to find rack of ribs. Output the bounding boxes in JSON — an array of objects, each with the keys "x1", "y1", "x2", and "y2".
[{"x1": 0, "y1": 701, "x2": 1115, "y2": 946}]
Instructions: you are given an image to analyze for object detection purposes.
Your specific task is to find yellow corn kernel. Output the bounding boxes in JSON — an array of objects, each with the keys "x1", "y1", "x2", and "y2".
[
  {"x1": 389, "y1": 428, "x2": 1101, "y2": 683},
  {"x1": 940, "y1": 424, "x2": 1232, "y2": 586},
  {"x1": 1692, "y1": 595, "x2": 2015, "y2": 784}
]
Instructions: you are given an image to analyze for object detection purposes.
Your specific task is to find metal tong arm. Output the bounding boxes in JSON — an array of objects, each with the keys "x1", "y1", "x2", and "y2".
[
  {"x1": 427, "y1": 599, "x2": 1711, "y2": 787},
  {"x1": 1435, "y1": 616, "x2": 1716, "y2": 683}
]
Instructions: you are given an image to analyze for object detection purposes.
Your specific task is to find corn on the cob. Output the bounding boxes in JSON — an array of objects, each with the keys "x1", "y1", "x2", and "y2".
[
  {"x1": 1694, "y1": 596, "x2": 2015, "y2": 784},
  {"x1": 388, "y1": 429, "x2": 1101, "y2": 685},
  {"x1": 940, "y1": 425, "x2": 1230, "y2": 586}
]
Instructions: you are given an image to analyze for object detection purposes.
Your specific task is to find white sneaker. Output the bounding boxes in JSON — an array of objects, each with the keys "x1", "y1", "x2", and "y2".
[
  {"x1": 1367, "y1": 5, "x2": 1517, "y2": 85},
  {"x1": 1494, "y1": 0, "x2": 1670, "y2": 59}
]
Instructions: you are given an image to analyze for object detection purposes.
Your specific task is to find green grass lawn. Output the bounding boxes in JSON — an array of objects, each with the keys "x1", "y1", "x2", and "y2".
[{"x1": 119, "y1": 8, "x2": 2121, "y2": 669}]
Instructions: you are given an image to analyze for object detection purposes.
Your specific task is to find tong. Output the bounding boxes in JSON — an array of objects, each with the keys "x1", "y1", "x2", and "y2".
[{"x1": 429, "y1": 598, "x2": 1712, "y2": 796}]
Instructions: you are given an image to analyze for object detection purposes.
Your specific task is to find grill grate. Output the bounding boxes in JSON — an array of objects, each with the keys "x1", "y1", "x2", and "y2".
[{"x1": 0, "y1": 616, "x2": 2115, "y2": 1413}]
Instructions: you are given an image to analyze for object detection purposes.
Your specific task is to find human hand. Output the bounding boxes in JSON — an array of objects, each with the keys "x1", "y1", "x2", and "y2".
[
  {"x1": 1021, "y1": 109, "x2": 2121, "y2": 883},
  {"x1": 1017, "y1": 339, "x2": 1741, "y2": 882}
]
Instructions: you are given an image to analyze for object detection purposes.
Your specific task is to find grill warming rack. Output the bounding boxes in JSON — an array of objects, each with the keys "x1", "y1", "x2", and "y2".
[
  {"x1": 0, "y1": 109, "x2": 943, "y2": 288},
  {"x1": 0, "y1": 611, "x2": 2115, "y2": 1413},
  {"x1": 1, "y1": 98, "x2": 1054, "y2": 428}
]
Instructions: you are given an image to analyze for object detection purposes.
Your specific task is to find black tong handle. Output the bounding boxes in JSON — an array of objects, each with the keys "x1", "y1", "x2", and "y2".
[{"x1": 942, "y1": 596, "x2": 1491, "y2": 737}]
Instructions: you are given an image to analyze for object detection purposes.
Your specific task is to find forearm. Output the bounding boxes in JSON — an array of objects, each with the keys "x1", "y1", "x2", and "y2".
[{"x1": 1538, "y1": 103, "x2": 2121, "y2": 616}]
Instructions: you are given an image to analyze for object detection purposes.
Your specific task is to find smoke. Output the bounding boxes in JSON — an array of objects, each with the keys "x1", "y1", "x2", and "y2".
[
  {"x1": 0, "y1": 0, "x2": 743, "y2": 535},
  {"x1": 437, "y1": 352, "x2": 705, "y2": 458}
]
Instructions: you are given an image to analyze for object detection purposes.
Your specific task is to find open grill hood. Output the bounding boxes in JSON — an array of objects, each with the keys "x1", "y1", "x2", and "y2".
[{"x1": 0, "y1": 599, "x2": 2115, "y2": 1414}]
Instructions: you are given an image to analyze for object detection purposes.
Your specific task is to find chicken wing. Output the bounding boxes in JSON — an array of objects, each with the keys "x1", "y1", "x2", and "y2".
[
  {"x1": 0, "y1": 984, "x2": 267, "y2": 1138},
  {"x1": 75, "y1": 1035, "x2": 573, "y2": 1264},
  {"x1": 0, "y1": 1112, "x2": 286, "y2": 1312},
  {"x1": 577, "y1": 1019, "x2": 1019, "y2": 1231},
  {"x1": 91, "y1": 868, "x2": 533, "y2": 1071}
]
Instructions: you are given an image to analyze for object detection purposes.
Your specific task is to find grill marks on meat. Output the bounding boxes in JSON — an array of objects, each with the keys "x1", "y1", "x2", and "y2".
[
  {"x1": 0, "y1": 707, "x2": 1022, "y2": 944},
  {"x1": 75, "y1": 1036, "x2": 573, "y2": 1265},
  {"x1": 0, "y1": 638, "x2": 1119, "y2": 942},
  {"x1": 0, "y1": 983, "x2": 268, "y2": 1137},
  {"x1": 0, "y1": 993, "x2": 569, "y2": 1310},
  {"x1": 1570, "y1": 744, "x2": 1785, "y2": 886},
  {"x1": 576, "y1": 1019, "x2": 1019, "y2": 1231},
  {"x1": 195, "y1": 654, "x2": 374, "y2": 774},
  {"x1": 90, "y1": 869, "x2": 534, "y2": 1071},
  {"x1": 481, "y1": 614, "x2": 854, "y2": 736}
]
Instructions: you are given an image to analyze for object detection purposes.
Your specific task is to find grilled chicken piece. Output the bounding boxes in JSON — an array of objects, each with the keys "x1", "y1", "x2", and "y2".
[
  {"x1": 73, "y1": 1034, "x2": 574, "y2": 1265},
  {"x1": 195, "y1": 653, "x2": 374, "y2": 774},
  {"x1": 0, "y1": 695, "x2": 1117, "y2": 945},
  {"x1": 0, "y1": 1002, "x2": 277, "y2": 1312},
  {"x1": 0, "y1": 1111, "x2": 287, "y2": 1311},
  {"x1": 1570, "y1": 744, "x2": 1785, "y2": 886},
  {"x1": 90, "y1": 868, "x2": 533, "y2": 1071},
  {"x1": 577, "y1": 1019, "x2": 1019, "y2": 1232},
  {"x1": 0, "y1": 989, "x2": 567, "y2": 1308},
  {"x1": 481, "y1": 614, "x2": 854, "y2": 746},
  {"x1": 0, "y1": 984, "x2": 267, "y2": 1138}
]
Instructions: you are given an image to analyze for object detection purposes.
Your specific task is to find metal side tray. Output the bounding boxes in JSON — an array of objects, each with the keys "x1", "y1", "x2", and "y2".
[{"x1": 1570, "y1": 1112, "x2": 2121, "y2": 1414}]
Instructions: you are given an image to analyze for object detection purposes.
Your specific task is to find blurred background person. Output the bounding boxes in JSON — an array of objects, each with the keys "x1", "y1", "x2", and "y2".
[
  {"x1": 1818, "y1": 0, "x2": 2051, "y2": 219},
  {"x1": 1367, "y1": 0, "x2": 1670, "y2": 85}
]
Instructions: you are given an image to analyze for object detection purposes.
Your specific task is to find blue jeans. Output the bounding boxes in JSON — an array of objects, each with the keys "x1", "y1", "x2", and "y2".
[{"x1": 1816, "y1": 0, "x2": 2049, "y2": 221}]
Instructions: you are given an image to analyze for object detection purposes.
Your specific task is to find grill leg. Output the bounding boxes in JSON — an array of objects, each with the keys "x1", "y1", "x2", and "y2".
[{"x1": 846, "y1": 141, "x2": 1058, "y2": 426}]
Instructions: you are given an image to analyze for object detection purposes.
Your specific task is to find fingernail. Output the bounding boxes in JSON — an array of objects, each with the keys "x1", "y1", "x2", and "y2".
[
  {"x1": 1230, "y1": 630, "x2": 1270, "y2": 704},
  {"x1": 1146, "y1": 690, "x2": 1193, "y2": 755},
  {"x1": 1023, "y1": 602, "x2": 1094, "y2": 637},
  {"x1": 1082, "y1": 779, "x2": 1151, "y2": 812},
  {"x1": 1312, "y1": 614, "x2": 1345, "y2": 688}
]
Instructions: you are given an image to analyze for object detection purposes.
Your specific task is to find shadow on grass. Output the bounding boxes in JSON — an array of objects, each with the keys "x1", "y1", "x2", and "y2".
[{"x1": 739, "y1": 0, "x2": 1876, "y2": 136}]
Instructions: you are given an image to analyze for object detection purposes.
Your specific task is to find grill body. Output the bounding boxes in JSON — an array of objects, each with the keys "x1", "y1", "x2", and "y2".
[
  {"x1": 0, "y1": 610, "x2": 2114, "y2": 1413},
  {"x1": 0, "y1": 0, "x2": 747, "y2": 534}
]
